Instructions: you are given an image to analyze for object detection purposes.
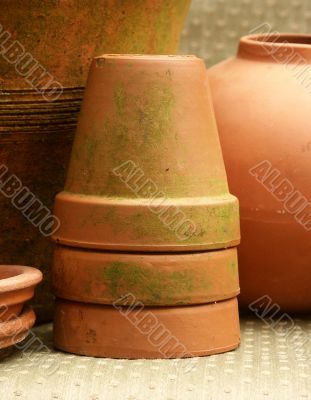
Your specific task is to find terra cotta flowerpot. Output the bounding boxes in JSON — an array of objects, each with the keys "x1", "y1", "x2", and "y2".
[
  {"x1": 52, "y1": 245, "x2": 239, "y2": 306},
  {"x1": 53, "y1": 297, "x2": 240, "y2": 359},
  {"x1": 0, "y1": 265, "x2": 42, "y2": 321},
  {"x1": 53, "y1": 55, "x2": 240, "y2": 252},
  {"x1": 0, "y1": 0, "x2": 191, "y2": 90},
  {"x1": 0, "y1": 0, "x2": 190, "y2": 322},
  {"x1": 208, "y1": 33, "x2": 311, "y2": 312}
]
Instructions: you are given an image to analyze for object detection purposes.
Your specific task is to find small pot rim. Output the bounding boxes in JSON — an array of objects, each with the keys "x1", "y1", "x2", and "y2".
[
  {"x1": 0, "y1": 266, "x2": 43, "y2": 294},
  {"x1": 238, "y1": 33, "x2": 311, "y2": 60},
  {"x1": 0, "y1": 306, "x2": 36, "y2": 345}
]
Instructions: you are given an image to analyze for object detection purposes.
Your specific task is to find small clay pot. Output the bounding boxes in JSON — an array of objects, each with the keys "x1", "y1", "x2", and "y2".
[
  {"x1": 208, "y1": 34, "x2": 311, "y2": 312},
  {"x1": 53, "y1": 55, "x2": 240, "y2": 252},
  {"x1": 0, "y1": 266, "x2": 42, "y2": 321},
  {"x1": 54, "y1": 298, "x2": 240, "y2": 359},
  {"x1": 52, "y1": 245, "x2": 239, "y2": 306},
  {"x1": 0, "y1": 306, "x2": 36, "y2": 351}
]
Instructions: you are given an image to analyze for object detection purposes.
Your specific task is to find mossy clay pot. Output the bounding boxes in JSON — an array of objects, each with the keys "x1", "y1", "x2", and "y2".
[
  {"x1": 0, "y1": 0, "x2": 191, "y2": 89},
  {"x1": 54, "y1": 298, "x2": 240, "y2": 359},
  {"x1": 208, "y1": 34, "x2": 311, "y2": 312},
  {"x1": 52, "y1": 246, "x2": 239, "y2": 306},
  {"x1": 0, "y1": 0, "x2": 190, "y2": 322},
  {"x1": 0, "y1": 306, "x2": 36, "y2": 351},
  {"x1": 0, "y1": 266, "x2": 42, "y2": 322},
  {"x1": 53, "y1": 55, "x2": 240, "y2": 252}
]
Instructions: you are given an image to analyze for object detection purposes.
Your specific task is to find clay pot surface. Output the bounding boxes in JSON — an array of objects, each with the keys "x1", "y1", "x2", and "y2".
[
  {"x1": 0, "y1": 0, "x2": 190, "y2": 322},
  {"x1": 52, "y1": 245, "x2": 239, "y2": 306},
  {"x1": 0, "y1": 0, "x2": 191, "y2": 89},
  {"x1": 208, "y1": 34, "x2": 311, "y2": 312},
  {"x1": 0, "y1": 306, "x2": 36, "y2": 350},
  {"x1": 53, "y1": 55, "x2": 240, "y2": 252},
  {"x1": 0, "y1": 266, "x2": 42, "y2": 321},
  {"x1": 54, "y1": 297, "x2": 240, "y2": 359}
]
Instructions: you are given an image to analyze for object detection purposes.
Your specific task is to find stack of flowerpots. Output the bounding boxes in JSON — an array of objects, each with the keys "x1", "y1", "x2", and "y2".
[
  {"x1": 0, "y1": 0, "x2": 190, "y2": 322},
  {"x1": 52, "y1": 55, "x2": 241, "y2": 358},
  {"x1": 0, "y1": 265, "x2": 42, "y2": 357}
]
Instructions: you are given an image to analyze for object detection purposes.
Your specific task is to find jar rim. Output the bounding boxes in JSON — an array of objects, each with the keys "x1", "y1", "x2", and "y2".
[{"x1": 238, "y1": 33, "x2": 311, "y2": 62}]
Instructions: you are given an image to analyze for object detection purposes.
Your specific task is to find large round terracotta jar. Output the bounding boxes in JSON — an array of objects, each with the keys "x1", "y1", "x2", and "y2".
[{"x1": 208, "y1": 34, "x2": 311, "y2": 312}]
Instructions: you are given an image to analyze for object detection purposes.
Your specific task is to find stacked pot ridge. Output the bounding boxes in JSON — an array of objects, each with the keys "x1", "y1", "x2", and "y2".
[{"x1": 52, "y1": 55, "x2": 241, "y2": 358}]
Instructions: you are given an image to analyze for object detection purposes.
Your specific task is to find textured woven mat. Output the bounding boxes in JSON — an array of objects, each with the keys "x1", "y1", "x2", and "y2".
[
  {"x1": 179, "y1": 0, "x2": 311, "y2": 66},
  {"x1": 0, "y1": 317, "x2": 310, "y2": 400}
]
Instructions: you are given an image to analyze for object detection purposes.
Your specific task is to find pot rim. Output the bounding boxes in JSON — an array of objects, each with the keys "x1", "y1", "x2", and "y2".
[
  {"x1": 0, "y1": 306, "x2": 35, "y2": 344},
  {"x1": 54, "y1": 298, "x2": 240, "y2": 358},
  {"x1": 52, "y1": 192, "x2": 240, "y2": 251},
  {"x1": 94, "y1": 54, "x2": 197, "y2": 62},
  {"x1": 52, "y1": 245, "x2": 240, "y2": 305},
  {"x1": 238, "y1": 33, "x2": 311, "y2": 61},
  {"x1": 0, "y1": 266, "x2": 42, "y2": 293}
]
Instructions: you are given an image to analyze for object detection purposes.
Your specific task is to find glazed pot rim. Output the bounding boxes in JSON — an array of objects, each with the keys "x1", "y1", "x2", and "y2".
[
  {"x1": 238, "y1": 33, "x2": 311, "y2": 61},
  {"x1": 0, "y1": 266, "x2": 42, "y2": 293}
]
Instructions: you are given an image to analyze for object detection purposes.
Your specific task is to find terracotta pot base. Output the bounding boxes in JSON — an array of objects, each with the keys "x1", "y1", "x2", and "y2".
[
  {"x1": 0, "y1": 306, "x2": 36, "y2": 350},
  {"x1": 0, "y1": 266, "x2": 42, "y2": 322},
  {"x1": 52, "y1": 245, "x2": 240, "y2": 306},
  {"x1": 53, "y1": 298, "x2": 240, "y2": 359}
]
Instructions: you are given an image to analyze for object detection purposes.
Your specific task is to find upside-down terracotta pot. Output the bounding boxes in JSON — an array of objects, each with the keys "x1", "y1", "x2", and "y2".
[
  {"x1": 52, "y1": 245, "x2": 239, "y2": 306},
  {"x1": 0, "y1": 0, "x2": 190, "y2": 322},
  {"x1": 0, "y1": 265, "x2": 42, "y2": 321},
  {"x1": 208, "y1": 34, "x2": 311, "y2": 312},
  {"x1": 52, "y1": 55, "x2": 241, "y2": 359},
  {"x1": 53, "y1": 55, "x2": 240, "y2": 251},
  {"x1": 54, "y1": 298, "x2": 240, "y2": 359},
  {"x1": 0, "y1": 306, "x2": 36, "y2": 353}
]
